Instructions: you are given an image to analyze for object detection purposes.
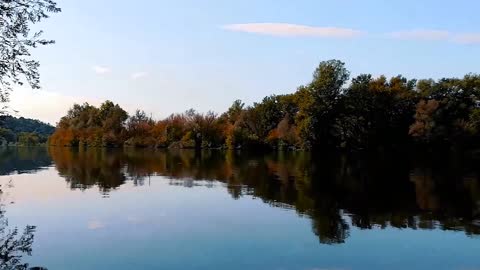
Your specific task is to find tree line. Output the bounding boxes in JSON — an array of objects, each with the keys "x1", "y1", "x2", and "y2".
[
  {"x1": 49, "y1": 60, "x2": 480, "y2": 151},
  {"x1": 0, "y1": 116, "x2": 54, "y2": 146}
]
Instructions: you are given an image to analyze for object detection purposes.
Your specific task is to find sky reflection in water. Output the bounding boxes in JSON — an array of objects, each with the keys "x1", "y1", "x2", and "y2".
[{"x1": 0, "y1": 147, "x2": 479, "y2": 270}]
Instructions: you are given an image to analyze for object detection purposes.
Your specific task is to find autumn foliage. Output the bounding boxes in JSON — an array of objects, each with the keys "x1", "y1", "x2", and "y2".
[{"x1": 50, "y1": 60, "x2": 480, "y2": 151}]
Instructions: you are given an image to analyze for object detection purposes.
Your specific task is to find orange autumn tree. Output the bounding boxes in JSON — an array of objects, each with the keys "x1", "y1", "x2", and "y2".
[{"x1": 50, "y1": 101, "x2": 128, "y2": 147}]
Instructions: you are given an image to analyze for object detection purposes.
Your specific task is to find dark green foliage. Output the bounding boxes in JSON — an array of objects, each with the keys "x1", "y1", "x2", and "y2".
[
  {"x1": 410, "y1": 74, "x2": 480, "y2": 147},
  {"x1": 296, "y1": 60, "x2": 350, "y2": 148},
  {"x1": 0, "y1": 128, "x2": 15, "y2": 143},
  {"x1": 0, "y1": 116, "x2": 54, "y2": 135},
  {"x1": 0, "y1": 116, "x2": 54, "y2": 144},
  {"x1": 339, "y1": 75, "x2": 418, "y2": 148},
  {"x1": 17, "y1": 132, "x2": 39, "y2": 146}
]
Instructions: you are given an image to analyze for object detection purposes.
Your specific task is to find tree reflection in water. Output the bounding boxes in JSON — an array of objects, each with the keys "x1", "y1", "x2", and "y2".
[
  {"x1": 3, "y1": 146, "x2": 476, "y2": 267},
  {"x1": 47, "y1": 147, "x2": 480, "y2": 245},
  {"x1": 0, "y1": 180, "x2": 46, "y2": 270},
  {"x1": 0, "y1": 147, "x2": 52, "y2": 176}
]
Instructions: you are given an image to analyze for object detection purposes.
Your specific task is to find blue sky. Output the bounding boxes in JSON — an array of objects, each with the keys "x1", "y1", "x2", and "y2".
[{"x1": 10, "y1": 0, "x2": 480, "y2": 124}]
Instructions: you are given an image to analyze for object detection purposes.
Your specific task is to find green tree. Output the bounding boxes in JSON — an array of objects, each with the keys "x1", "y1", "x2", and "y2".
[
  {"x1": 0, "y1": 128, "x2": 16, "y2": 143},
  {"x1": 296, "y1": 60, "x2": 350, "y2": 148},
  {"x1": 0, "y1": 115, "x2": 54, "y2": 136},
  {"x1": 224, "y1": 99, "x2": 244, "y2": 124},
  {"x1": 410, "y1": 75, "x2": 480, "y2": 146},
  {"x1": 98, "y1": 101, "x2": 128, "y2": 146},
  {"x1": 221, "y1": 100, "x2": 245, "y2": 148},
  {"x1": 46, "y1": 60, "x2": 480, "y2": 151},
  {"x1": 0, "y1": 0, "x2": 61, "y2": 114},
  {"x1": 340, "y1": 74, "x2": 418, "y2": 149},
  {"x1": 50, "y1": 101, "x2": 128, "y2": 147},
  {"x1": 17, "y1": 132, "x2": 39, "y2": 146}
]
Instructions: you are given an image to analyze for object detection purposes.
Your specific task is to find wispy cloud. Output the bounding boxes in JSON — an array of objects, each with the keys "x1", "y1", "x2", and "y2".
[
  {"x1": 388, "y1": 29, "x2": 480, "y2": 44},
  {"x1": 454, "y1": 33, "x2": 480, "y2": 44},
  {"x1": 92, "y1": 65, "x2": 111, "y2": 75},
  {"x1": 222, "y1": 23, "x2": 363, "y2": 38},
  {"x1": 388, "y1": 29, "x2": 450, "y2": 41},
  {"x1": 131, "y1": 71, "x2": 149, "y2": 80}
]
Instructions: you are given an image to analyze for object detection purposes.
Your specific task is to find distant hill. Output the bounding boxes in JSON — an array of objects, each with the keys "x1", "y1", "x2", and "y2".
[{"x1": 0, "y1": 115, "x2": 55, "y2": 145}]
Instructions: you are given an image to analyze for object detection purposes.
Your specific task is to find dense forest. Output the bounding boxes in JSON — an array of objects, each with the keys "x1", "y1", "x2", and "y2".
[
  {"x1": 0, "y1": 116, "x2": 55, "y2": 146},
  {"x1": 49, "y1": 60, "x2": 480, "y2": 152}
]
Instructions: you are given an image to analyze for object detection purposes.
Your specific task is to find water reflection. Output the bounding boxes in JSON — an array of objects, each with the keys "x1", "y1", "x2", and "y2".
[
  {"x1": 49, "y1": 148, "x2": 127, "y2": 193},
  {"x1": 45, "y1": 147, "x2": 480, "y2": 244},
  {"x1": 0, "y1": 147, "x2": 52, "y2": 176},
  {"x1": 0, "y1": 180, "x2": 46, "y2": 270}
]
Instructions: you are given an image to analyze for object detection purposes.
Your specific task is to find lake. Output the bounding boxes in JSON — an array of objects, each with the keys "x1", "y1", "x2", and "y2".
[{"x1": 0, "y1": 147, "x2": 479, "y2": 270}]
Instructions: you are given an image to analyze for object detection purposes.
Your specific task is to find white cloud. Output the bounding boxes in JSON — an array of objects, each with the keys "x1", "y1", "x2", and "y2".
[
  {"x1": 131, "y1": 71, "x2": 149, "y2": 80},
  {"x1": 222, "y1": 23, "x2": 363, "y2": 38},
  {"x1": 388, "y1": 29, "x2": 480, "y2": 45},
  {"x1": 87, "y1": 220, "x2": 105, "y2": 230},
  {"x1": 388, "y1": 30, "x2": 450, "y2": 41},
  {"x1": 223, "y1": 24, "x2": 480, "y2": 45},
  {"x1": 92, "y1": 65, "x2": 111, "y2": 75},
  {"x1": 453, "y1": 33, "x2": 480, "y2": 44}
]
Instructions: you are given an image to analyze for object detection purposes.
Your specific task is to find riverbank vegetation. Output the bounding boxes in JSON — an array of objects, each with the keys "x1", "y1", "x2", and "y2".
[
  {"x1": 0, "y1": 116, "x2": 54, "y2": 146},
  {"x1": 49, "y1": 60, "x2": 480, "y2": 151}
]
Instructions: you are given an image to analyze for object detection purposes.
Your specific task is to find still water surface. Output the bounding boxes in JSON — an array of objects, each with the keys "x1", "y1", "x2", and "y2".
[{"x1": 0, "y1": 147, "x2": 479, "y2": 270}]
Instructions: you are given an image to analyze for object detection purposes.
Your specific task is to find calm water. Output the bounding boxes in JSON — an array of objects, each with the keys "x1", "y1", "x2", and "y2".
[{"x1": 0, "y1": 147, "x2": 479, "y2": 270}]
